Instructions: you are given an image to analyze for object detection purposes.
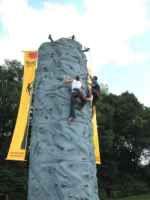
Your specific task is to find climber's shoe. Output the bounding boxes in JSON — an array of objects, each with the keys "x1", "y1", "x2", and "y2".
[
  {"x1": 85, "y1": 97, "x2": 92, "y2": 101},
  {"x1": 68, "y1": 116, "x2": 75, "y2": 123}
]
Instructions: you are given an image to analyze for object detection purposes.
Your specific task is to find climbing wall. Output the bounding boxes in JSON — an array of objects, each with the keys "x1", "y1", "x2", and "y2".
[{"x1": 28, "y1": 38, "x2": 99, "y2": 200}]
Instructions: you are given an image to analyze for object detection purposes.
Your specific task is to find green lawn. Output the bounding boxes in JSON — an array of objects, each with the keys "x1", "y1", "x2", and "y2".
[{"x1": 117, "y1": 194, "x2": 150, "y2": 200}]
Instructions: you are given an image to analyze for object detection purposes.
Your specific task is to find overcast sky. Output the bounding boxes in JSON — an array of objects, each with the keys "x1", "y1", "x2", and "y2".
[{"x1": 0, "y1": 0, "x2": 150, "y2": 106}]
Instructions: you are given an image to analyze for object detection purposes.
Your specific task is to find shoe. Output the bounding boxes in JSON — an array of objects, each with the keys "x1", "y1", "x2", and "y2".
[
  {"x1": 86, "y1": 97, "x2": 92, "y2": 101},
  {"x1": 68, "y1": 117, "x2": 75, "y2": 123},
  {"x1": 79, "y1": 108, "x2": 83, "y2": 113}
]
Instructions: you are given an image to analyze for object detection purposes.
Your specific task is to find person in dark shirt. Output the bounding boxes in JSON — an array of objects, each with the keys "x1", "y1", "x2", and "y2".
[
  {"x1": 88, "y1": 75, "x2": 100, "y2": 106},
  {"x1": 91, "y1": 76, "x2": 100, "y2": 105}
]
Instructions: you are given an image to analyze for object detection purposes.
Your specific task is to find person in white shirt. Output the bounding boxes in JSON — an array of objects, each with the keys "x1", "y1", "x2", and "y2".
[{"x1": 64, "y1": 76, "x2": 91, "y2": 121}]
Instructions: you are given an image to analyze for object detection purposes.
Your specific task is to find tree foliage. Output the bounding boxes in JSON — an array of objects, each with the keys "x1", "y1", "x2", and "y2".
[
  {"x1": 97, "y1": 92, "x2": 150, "y2": 199},
  {"x1": 0, "y1": 60, "x2": 27, "y2": 199}
]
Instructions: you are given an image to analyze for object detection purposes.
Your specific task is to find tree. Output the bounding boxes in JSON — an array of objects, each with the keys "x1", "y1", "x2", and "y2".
[
  {"x1": 100, "y1": 83, "x2": 109, "y2": 95},
  {"x1": 96, "y1": 91, "x2": 150, "y2": 198},
  {"x1": 0, "y1": 60, "x2": 27, "y2": 199},
  {"x1": 0, "y1": 60, "x2": 22, "y2": 138}
]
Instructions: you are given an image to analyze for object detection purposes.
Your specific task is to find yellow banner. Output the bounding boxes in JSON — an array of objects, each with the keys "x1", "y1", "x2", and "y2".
[
  {"x1": 6, "y1": 51, "x2": 37, "y2": 161},
  {"x1": 92, "y1": 106, "x2": 101, "y2": 164},
  {"x1": 88, "y1": 67, "x2": 101, "y2": 164}
]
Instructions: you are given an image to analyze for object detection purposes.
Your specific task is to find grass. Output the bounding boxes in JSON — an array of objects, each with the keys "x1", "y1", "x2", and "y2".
[{"x1": 117, "y1": 193, "x2": 150, "y2": 200}]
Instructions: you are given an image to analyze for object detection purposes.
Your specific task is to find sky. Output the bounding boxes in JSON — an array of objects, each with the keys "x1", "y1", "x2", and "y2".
[{"x1": 0, "y1": 0, "x2": 150, "y2": 107}]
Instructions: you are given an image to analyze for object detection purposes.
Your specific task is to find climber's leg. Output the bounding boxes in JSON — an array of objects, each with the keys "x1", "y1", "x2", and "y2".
[
  {"x1": 78, "y1": 91, "x2": 91, "y2": 111},
  {"x1": 68, "y1": 92, "x2": 76, "y2": 120}
]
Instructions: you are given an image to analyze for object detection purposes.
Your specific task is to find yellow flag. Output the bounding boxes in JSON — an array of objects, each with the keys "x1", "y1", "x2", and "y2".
[
  {"x1": 88, "y1": 67, "x2": 101, "y2": 164},
  {"x1": 6, "y1": 51, "x2": 37, "y2": 161},
  {"x1": 92, "y1": 106, "x2": 101, "y2": 164}
]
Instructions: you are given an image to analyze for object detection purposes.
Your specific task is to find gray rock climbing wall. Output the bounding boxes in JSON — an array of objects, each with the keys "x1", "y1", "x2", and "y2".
[{"x1": 28, "y1": 38, "x2": 99, "y2": 200}]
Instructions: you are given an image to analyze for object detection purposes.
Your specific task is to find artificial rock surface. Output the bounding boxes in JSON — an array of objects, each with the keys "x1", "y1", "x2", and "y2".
[{"x1": 28, "y1": 38, "x2": 99, "y2": 200}]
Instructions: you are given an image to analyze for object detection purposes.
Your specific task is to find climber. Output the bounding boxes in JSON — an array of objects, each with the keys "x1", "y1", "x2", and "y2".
[
  {"x1": 26, "y1": 82, "x2": 33, "y2": 95},
  {"x1": 92, "y1": 76, "x2": 100, "y2": 105},
  {"x1": 64, "y1": 76, "x2": 91, "y2": 121},
  {"x1": 88, "y1": 75, "x2": 101, "y2": 106}
]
